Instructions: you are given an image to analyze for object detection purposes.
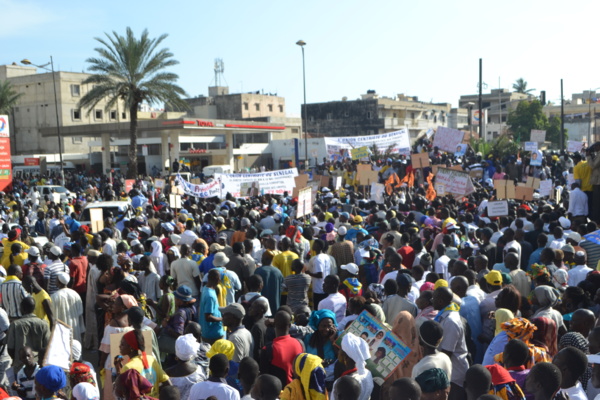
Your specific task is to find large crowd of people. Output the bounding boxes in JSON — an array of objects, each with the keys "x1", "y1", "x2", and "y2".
[{"x1": 1, "y1": 138, "x2": 600, "y2": 400}]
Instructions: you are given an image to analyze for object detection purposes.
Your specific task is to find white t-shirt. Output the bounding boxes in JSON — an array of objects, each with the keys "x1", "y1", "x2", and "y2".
[
  {"x1": 308, "y1": 254, "x2": 331, "y2": 294},
  {"x1": 189, "y1": 380, "x2": 240, "y2": 400},
  {"x1": 318, "y1": 292, "x2": 347, "y2": 324},
  {"x1": 438, "y1": 310, "x2": 469, "y2": 387},
  {"x1": 435, "y1": 255, "x2": 450, "y2": 281}
]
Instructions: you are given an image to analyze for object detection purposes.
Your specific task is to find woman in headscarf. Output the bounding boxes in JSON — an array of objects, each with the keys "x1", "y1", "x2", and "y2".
[
  {"x1": 492, "y1": 318, "x2": 552, "y2": 368},
  {"x1": 72, "y1": 382, "x2": 100, "y2": 400},
  {"x1": 485, "y1": 364, "x2": 526, "y2": 400},
  {"x1": 68, "y1": 362, "x2": 96, "y2": 395},
  {"x1": 414, "y1": 368, "x2": 450, "y2": 400},
  {"x1": 206, "y1": 339, "x2": 242, "y2": 393},
  {"x1": 495, "y1": 309, "x2": 515, "y2": 336},
  {"x1": 34, "y1": 365, "x2": 67, "y2": 400},
  {"x1": 114, "y1": 369, "x2": 156, "y2": 400},
  {"x1": 330, "y1": 332, "x2": 373, "y2": 400},
  {"x1": 531, "y1": 285, "x2": 566, "y2": 336},
  {"x1": 150, "y1": 241, "x2": 167, "y2": 276},
  {"x1": 164, "y1": 334, "x2": 205, "y2": 400},
  {"x1": 280, "y1": 353, "x2": 329, "y2": 400},
  {"x1": 558, "y1": 331, "x2": 592, "y2": 391},
  {"x1": 531, "y1": 317, "x2": 558, "y2": 357},
  {"x1": 115, "y1": 329, "x2": 170, "y2": 398},
  {"x1": 304, "y1": 310, "x2": 338, "y2": 373}
]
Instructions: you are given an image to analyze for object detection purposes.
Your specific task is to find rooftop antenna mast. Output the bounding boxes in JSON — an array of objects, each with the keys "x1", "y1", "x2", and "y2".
[{"x1": 214, "y1": 58, "x2": 227, "y2": 87}]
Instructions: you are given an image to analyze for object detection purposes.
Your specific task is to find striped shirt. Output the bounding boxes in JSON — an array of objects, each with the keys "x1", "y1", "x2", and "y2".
[
  {"x1": 44, "y1": 260, "x2": 69, "y2": 295},
  {"x1": 16, "y1": 364, "x2": 39, "y2": 400},
  {"x1": 0, "y1": 279, "x2": 29, "y2": 318}
]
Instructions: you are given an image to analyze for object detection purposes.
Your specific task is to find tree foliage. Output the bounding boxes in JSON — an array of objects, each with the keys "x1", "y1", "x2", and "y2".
[
  {"x1": 0, "y1": 80, "x2": 22, "y2": 114},
  {"x1": 512, "y1": 78, "x2": 535, "y2": 94},
  {"x1": 79, "y1": 27, "x2": 188, "y2": 178},
  {"x1": 506, "y1": 100, "x2": 567, "y2": 147},
  {"x1": 471, "y1": 134, "x2": 520, "y2": 160}
]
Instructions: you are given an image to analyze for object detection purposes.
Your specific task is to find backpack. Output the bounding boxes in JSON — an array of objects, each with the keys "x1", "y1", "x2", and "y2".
[{"x1": 241, "y1": 294, "x2": 261, "y2": 313}]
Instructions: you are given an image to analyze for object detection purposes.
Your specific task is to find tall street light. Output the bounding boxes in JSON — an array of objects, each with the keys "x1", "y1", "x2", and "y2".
[
  {"x1": 296, "y1": 40, "x2": 308, "y2": 169},
  {"x1": 21, "y1": 57, "x2": 64, "y2": 184}
]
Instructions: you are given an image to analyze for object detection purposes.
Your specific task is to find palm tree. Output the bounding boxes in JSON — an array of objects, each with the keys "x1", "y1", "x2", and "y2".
[
  {"x1": 512, "y1": 78, "x2": 535, "y2": 95},
  {"x1": 0, "y1": 80, "x2": 22, "y2": 114},
  {"x1": 79, "y1": 27, "x2": 188, "y2": 178}
]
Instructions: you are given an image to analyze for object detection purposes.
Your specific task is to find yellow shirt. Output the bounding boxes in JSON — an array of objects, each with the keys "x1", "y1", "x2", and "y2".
[
  {"x1": 574, "y1": 161, "x2": 593, "y2": 192},
  {"x1": 33, "y1": 289, "x2": 51, "y2": 325},
  {"x1": 0, "y1": 239, "x2": 30, "y2": 268},
  {"x1": 272, "y1": 250, "x2": 299, "y2": 278},
  {"x1": 121, "y1": 354, "x2": 168, "y2": 398}
]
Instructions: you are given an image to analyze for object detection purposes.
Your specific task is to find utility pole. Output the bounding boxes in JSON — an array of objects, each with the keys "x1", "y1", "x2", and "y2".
[
  {"x1": 479, "y1": 58, "x2": 483, "y2": 139},
  {"x1": 561, "y1": 79, "x2": 565, "y2": 152}
]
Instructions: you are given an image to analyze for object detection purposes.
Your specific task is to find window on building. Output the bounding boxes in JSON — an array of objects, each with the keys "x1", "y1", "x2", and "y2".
[
  {"x1": 72, "y1": 109, "x2": 81, "y2": 121},
  {"x1": 393, "y1": 112, "x2": 397, "y2": 118},
  {"x1": 95, "y1": 110, "x2": 103, "y2": 120},
  {"x1": 110, "y1": 110, "x2": 117, "y2": 120},
  {"x1": 233, "y1": 132, "x2": 269, "y2": 148},
  {"x1": 367, "y1": 111, "x2": 373, "y2": 119},
  {"x1": 72, "y1": 137, "x2": 83, "y2": 144},
  {"x1": 424, "y1": 114, "x2": 428, "y2": 120},
  {"x1": 244, "y1": 102, "x2": 249, "y2": 111},
  {"x1": 268, "y1": 104, "x2": 273, "y2": 112},
  {"x1": 121, "y1": 112, "x2": 127, "y2": 120},
  {"x1": 502, "y1": 116, "x2": 507, "y2": 122},
  {"x1": 278, "y1": 105, "x2": 283, "y2": 112},
  {"x1": 71, "y1": 84, "x2": 81, "y2": 97},
  {"x1": 433, "y1": 115, "x2": 437, "y2": 123},
  {"x1": 291, "y1": 128, "x2": 299, "y2": 134},
  {"x1": 367, "y1": 130, "x2": 374, "y2": 135},
  {"x1": 309, "y1": 116, "x2": 314, "y2": 122},
  {"x1": 493, "y1": 132, "x2": 499, "y2": 139},
  {"x1": 411, "y1": 112, "x2": 415, "y2": 119},
  {"x1": 326, "y1": 113, "x2": 332, "y2": 120},
  {"x1": 255, "y1": 103, "x2": 260, "y2": 111},
  {"x1": 344, "y1": 111, "x2": 349, "y2": 117}
]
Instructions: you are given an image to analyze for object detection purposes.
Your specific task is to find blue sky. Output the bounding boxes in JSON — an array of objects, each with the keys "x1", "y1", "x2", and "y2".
[{"x1": 3, "y1": 0, "x2": 599, "y2": 116}]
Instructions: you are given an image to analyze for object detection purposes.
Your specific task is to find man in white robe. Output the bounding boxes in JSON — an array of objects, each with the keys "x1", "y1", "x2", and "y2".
[{"x1": 51, "y1": 272, "x2": 85, "y2": 342}]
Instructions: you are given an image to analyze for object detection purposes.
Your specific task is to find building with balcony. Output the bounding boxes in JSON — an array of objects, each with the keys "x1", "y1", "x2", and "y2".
[
  {"x1": 543, "y1": 90, "x2": 600, "y2": 143},
  {"x1": 301, "y1": 90, "x2": 452, "y2": 142}
]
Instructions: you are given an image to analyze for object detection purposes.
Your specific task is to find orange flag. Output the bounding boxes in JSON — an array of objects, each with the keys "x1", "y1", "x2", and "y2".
[{"x1": 426, "y1": 173, "x2": 436, "y2": 201}]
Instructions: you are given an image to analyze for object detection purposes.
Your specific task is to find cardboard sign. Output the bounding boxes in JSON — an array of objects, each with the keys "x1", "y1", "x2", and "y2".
[
  {"x1": 450, "y1": 165, "x2": 463, "y2": 171},
  {"x1": 469, "y1": 169, "x2": 483, "y2": 179},
  {"x1": 432, "y1": 165, "x2": 439, "y2": 175},
  {"x1": 155, "y1": 179, "x2": 165, "y2": 189},
  {"x1": 539, "y1": 179, "x2": 553, "y2": 197},
  {"x1": 359, "y1": 170, "x2": 379, "y2": 186},
  {"x1": 351, "y1": 146, "x2": 370, "y2": 160},
  {"x1": 333, "y1": 176, "x2": 342, "y2": 191},
  {"x1": 514, "y1": 186, "x2": 534, "y2": 201},
  {"x1": 494, "y1": 180, "x2": 516, "y2": 200},
  {"x1": 525, "y1": 176, "x2": 540, "y2": 189},
  {"x1": 411, "y1": 153, "x2": 430, "y2": 169},
  {"x1": 296, "y1": 187, "x2": 312, "y2": 217},
  {"x1": 433, "y1": 126, "x2": 466, "y2": 153},
  {"x1": 567, "y1": 140, "x2": 584, "y2": 153},
  {"x1": 524, "y1": 142, "x2": 538, "y2": 152},
  {"x1": 371, "y1": 183, "x2": 385, "y2": 204},
  {"x1": 487, "y1": 200, "x2": 509, "y2": 217},
  {"x1": 125, "y1": 179, "x2": 135, "y2": 192},
  {"x1": 89, "y1": 208, "x2": 104, "y2": 233},
  {"x1": 292, "y1": 174, "x2": 309, "y2": 197},
  {"x1": 190, "y1": 178, "x2": 201, "y2": 184},
  {"x1": 43, "y1": 320, "x2": 72, "y2": 370},
  {"x1": 319, "y1": 175, "x2": 330, "y2": 188},
  {"x1": 171, "y1": 185, "x2": 184, "y2": 195},
  {"x1": 169, "y1": 194, "x2": 182, "y2": 209},
  {"x1": 530, "y1": 129, "x2": 546, "y2": 143}
]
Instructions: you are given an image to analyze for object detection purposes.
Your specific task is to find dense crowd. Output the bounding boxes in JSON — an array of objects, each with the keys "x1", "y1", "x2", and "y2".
[{"x1": 1, "y1": 139, "x2": 600, "y2": 400}]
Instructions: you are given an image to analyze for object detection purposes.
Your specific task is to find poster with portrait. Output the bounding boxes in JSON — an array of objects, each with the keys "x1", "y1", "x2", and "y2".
[
  {"x1": 454, "y1": 143, "x2": 468, "y2": 157},
  {"x1": 336, "y1": 311, "x2": 411, "y2": 379},
  {"x1": 530, "y1": 150, "x2": 542, "y2": 166}
]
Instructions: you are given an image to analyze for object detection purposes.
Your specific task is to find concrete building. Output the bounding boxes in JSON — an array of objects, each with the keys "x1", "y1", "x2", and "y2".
[
  {"x1": 458, "y1": 88, "x2": 533, "y2": 142},
  {"x1": 301, "y1": 90, "x2": 452, "y2": 142},
  {"x1": 543, "y1": 90, "x2": 600, "y2": 143}
]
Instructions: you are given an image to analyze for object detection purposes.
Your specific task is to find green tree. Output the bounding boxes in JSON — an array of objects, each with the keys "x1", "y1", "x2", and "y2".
[
  {"x1": 0, "y1": 80, "x2": 22, "y2": 114},
  {"x1": 506, "y1": 100, "x2": 567, "y2": 146},
  {"x1": 512, "y1": 78, "x2": 535, "y2": 94},
  {"x1": 546, "y1": 115, "x2": 568, "y2": 145},
  {"x1": 79, "y1": 27, "x2": 188, "y2": 178}
]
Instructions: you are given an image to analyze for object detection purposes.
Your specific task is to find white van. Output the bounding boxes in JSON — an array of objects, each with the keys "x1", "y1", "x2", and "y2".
[
  {"x1": 78, "y1": 201, "x2": 133, "y2": 226},
  {"x1": 203, "y1": 165, "x2": 233, "y2": 176},
  {"x1": 36, "y1": 185, "x2": 76, "y2": 202}
]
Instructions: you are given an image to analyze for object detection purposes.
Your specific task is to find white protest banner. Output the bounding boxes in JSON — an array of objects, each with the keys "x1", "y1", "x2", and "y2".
[
  {"x1": 530, "y1": 129, "x2": 546, "y2": 143},
  {"x1": 296, "y1": 187, "x2": 312, "y2": 218},
  {"x1": 487, "y1": 200, "x2": 509, "y2": 217},
  {"x1": 324, "y1": 129, "x2": 410, "y2": 160},
  {"x1": 154, "y1": 179, "x2": 165, "y2": 189},
  {"x1": 43, "y1": 320, "x2": 72, "y2": 370},
  {"x1": 169, "y1": 194, "x2": 182, "y2": 209},
  {"x1": 435, "y1": 168, "x2": 472, "y2": 196},
  {"x1": 567, "y1": 173, "x2": 575, "y2": 187},
  {"x1": 432, "y1": 126, "x2": 466, "y2": 153},
  {"x1": 539, "y1": 180, "x2": 553, "y2": 197},
  {"x1": 214, "y1": 168, "x2": 299, "y2": 198},
  {"x1": 567, "y1": 140, "x2": 584, "y2": 153},
  {"x1": 524, "y1": 142, "x2": 538, "y2": 152},
  {"x1": 333, "y1": 176, "x2": 342, "y2": 191},
  {"x1": 175, "y1": 174, "x2": 222, "y2": 198},
  {"x1": 371, "y1": 183, "x2": 385, "y2": 204}
]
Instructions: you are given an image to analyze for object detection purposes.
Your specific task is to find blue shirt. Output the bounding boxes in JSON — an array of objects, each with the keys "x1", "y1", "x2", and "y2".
[
  {"x1": 199, "y1": 287, "x2": 224, "y2": 340},
  {"x1": 345, "y1": 227, "x2": 368, "y2": 245},
  {"x1": 459, "y1": 296, "x2": 484, "y2": 364},
  {"x1": 200, "y1": 253, "x2": 216, "y2": 275},
  {"x1": 527, "y1": 248, "x2": 543, "y2": 271},
  {"x1": 482, "y1": 331, "x2": 508, "y2": 366}
]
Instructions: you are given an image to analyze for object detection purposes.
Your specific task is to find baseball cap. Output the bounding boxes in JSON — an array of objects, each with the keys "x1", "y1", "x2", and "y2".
[
  {"x1": 341, "y1": 263, "x2": 359, "y2": 275},
  {"x1": 353, "y1": 215, "x2": 363, "y2": 224},
  {"x1": 485, "y1": 270, "x2": 503, "y2": 286},
  {"x1": 219, "y1": 303, "x2": 245, "y2": 319},
  {"x1": 26, "y1": 247, "x2": 40, "y2": 256},
  {"x1": 210, "y1": 243, "x2": 225, "y2": 253},
  {"x1": 49, "y1": 246, "x2": 63, "y2": 257}
]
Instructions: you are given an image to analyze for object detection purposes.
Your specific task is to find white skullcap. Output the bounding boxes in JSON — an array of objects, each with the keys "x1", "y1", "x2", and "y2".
[
  {"x1": 72, "y1": 339, "x2": 82, "y2": 361},
  {"x1": 57, "y1": 272, "x2": 70, "y2": 285},
  {"x1": 175, "y1": 333, "x2": 200, "y2": 361},
  {"x1": 72, "y1": 382, "x2": 100, "y2": 400},
  {"x1": 341, "y1": 332, "x2": 371, "y2": 374}
]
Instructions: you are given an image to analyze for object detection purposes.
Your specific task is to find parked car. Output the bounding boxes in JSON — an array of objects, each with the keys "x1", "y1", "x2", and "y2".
[
  {"x1": 78, "y1": 201, "x2": 133, "y2": 226},
  {"x1": 35, "y1": 185, "x2": 76, "y2": 203}
]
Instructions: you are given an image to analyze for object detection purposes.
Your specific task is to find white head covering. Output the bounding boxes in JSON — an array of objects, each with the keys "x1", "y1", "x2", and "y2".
[
  {"x1": 72, "y1": 339, "x2": 82, "y2": 361},
  {"x1": 57, "y1": 272, "x2": 70, "y2": 286},
  {"x1": 72, "y1": 382, "x2": 100, "y2": 400},
  {"x1": 169, "y1": 246, "x2": 181, "y2": 258},
  {"x1": 150, "y1": 241, "x2": 163, "y2": 257},
  {"x1": 175, "y1": 333, "x2": 200, "y2": 361},
  {"x1": 341, "y1": 332, "x2": 371, "y2": 374}
]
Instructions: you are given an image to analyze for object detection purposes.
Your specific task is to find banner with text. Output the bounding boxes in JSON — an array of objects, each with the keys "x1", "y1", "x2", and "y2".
[
  {"x1": 0, "y1": 115, "x2": 12, "y2": 192},
  {"x1": 324, "y1": 129, "x2": 410, "y2": 160},
  {"x1": 176, "y1": 174, "x2": 222, "y2": 198},
  {"x1": 432, "y1": 126, "x2": 466, "y2": 153},
  {"x1": 214, "y1": 168, "x2": 299, "y2": 198},
  {"x1": 435, "y1": 167, "x2": 474, "y2": 197}
]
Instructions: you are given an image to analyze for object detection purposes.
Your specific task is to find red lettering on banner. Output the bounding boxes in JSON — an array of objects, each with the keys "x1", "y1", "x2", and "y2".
[
  {"x1": 189, "y1": 149, "x2": 207, "y2": 154},
  {"x1": 196, "y1": 120, "x2": 215, "y2": 127}
]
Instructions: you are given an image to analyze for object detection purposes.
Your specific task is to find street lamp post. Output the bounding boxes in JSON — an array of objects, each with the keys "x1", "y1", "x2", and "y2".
[
  {"x1": 296, "y1": 40, "x2": 308, "y2": 170},
  {"x1": 21, "y1": 57, "x2": 64, "y2": 184}
]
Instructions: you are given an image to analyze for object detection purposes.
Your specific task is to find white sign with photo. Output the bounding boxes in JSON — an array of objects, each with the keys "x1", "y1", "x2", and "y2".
[
  {"x1": 524, "y1": 142, "x2": 538, "y2": 152},
  {"x1": 432, "y1": 126, "x2": 466, "y2": 153},
  {"x1": 215, "y1": 168, "x2": 299, "y2": 198}
]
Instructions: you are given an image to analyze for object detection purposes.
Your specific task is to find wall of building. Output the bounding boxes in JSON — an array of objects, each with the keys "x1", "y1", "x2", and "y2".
[{"x1": 302, "y1": 99, "x2": 381, "y2": 137}]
